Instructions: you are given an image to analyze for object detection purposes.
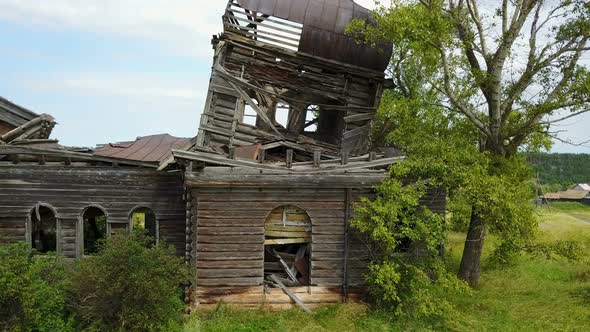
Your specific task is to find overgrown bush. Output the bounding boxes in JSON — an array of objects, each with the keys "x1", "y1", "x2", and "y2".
[
  {"x1": 0, "y1": 242, "x2": 72, "y2": 332},
  {"x1": 352, "y1": 177, "x2": 470, "y2": 322},
  {"x1": 68, "y1": 234, "x2": 189, "y2": 331}
]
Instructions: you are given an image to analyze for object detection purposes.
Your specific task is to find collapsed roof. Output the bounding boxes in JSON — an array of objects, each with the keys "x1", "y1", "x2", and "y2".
[
  {"x1": 0, "y1": 97, "x2": 56, "y2": 144},
  {"x1": 231, "y1": 0, "x2": 392, "y2": 71}
]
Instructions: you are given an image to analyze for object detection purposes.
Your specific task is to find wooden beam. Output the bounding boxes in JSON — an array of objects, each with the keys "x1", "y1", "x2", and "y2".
[
  {"x1": 286, "y1": 149, "x2": 293, "y2": 169},
  {"x1": 343, "y1": 188, "x2": 352, "y2": 300},
  {"x1": 341, "y1": 152, "x2": 349, "y2": 165},
  {"x1": 264, "y1": 238, "x2": 310, "y2": 245},
  {"x1": 173, "y1": 149, "x2": 403, "y2": 174},
  {"x1": 369, "y1": 152, "x2": 377, "y2": 161},
  {"x1": 313, "y1": 150, "x2": 321, "y2": 168},
  {"x1": 0, "y1": 115, "x2": 54, "y2": 142},
  {"x1": 185, "y1": 172, "x2": 387, "y2": 188},
  {"x1": 0, "y1": 145, "x2": 158, "y2": 168},
  {"x1": 269, "y1": 274, "x2": 312, "y2": 313},
  {"x1": 215, "y1": 65, "x2": 283, "y2": 137}
]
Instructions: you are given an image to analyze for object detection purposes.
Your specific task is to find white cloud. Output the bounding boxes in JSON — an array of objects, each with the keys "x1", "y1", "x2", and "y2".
[
  {"x1": 0, "y1": 0, "x2": 226, "y2": 59},
  {"x1": 20, "y1": 71, "x2": 208, "y2": 106}
]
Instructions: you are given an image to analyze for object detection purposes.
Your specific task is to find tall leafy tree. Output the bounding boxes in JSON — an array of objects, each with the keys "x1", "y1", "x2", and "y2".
[{"x1": 349, "y1": 0, "x2": 590, "y2": 286}]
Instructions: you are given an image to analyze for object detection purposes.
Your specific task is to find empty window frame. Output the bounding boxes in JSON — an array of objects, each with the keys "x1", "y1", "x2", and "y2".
[
  {"x1": 129, "y1": 207, "x2": 158, "y2": 241},
  {"x1": 275, "y1": 102, "x2": 289, "y2": 129},
  {"x1": 243, "y1": 99, "x2": 259, "y2": 126},
  {"x1": 304, "y1": 105, "x2": 319, "y2": 133},
  {"x1": 82, "y1": 206, "x2": 108, "y2": 255},
  {"x1": 264, "y1": 205, "x2": 311, "y2": 287},
  {"x1": 29, "y1": 205, "x2": 58, "y2": 254}
]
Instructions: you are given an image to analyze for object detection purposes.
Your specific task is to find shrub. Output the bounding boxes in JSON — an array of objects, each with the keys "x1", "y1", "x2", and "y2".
[
  {"x1": 0, "y1": 242, "x2": 72, "y2": 332},
  {"x1": 352, "y1": 178, "x2": 469, "y2": 323},
  {"x1": 68, "y1": 234, "x2": 188, "y2": 331}
]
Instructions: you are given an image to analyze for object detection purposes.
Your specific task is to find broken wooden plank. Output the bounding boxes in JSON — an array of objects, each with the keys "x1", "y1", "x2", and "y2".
[
  {"x1": 264, "y1": 238, "x2": 310, "y2": 245},
  {"x1": 272, "y1": 249, "x2": 298, "y2": 282},
  {"x1": 269, "y1": 274, "x2": 312, "y2": 313},
  {"x1": 174, "y1": 149, "x2": 403, "y2": 174}
]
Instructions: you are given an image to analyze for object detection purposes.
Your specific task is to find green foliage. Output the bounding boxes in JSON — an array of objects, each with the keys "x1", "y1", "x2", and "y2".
[
  {"x1": 0, "y1": 242, "x2": 72, "y2": 332},
  {"x1": 352, "y1": 174, "x2": 469, "y2": 321},
  {"x1": 68, "y1": 234, "x2": 188, "y2": 332},
  {"x1": 184, "y1": 207, "x2": 590, "y2": 331},
  {"x1": 526, "y1": 152, "x2": 590, "y2": 189}
]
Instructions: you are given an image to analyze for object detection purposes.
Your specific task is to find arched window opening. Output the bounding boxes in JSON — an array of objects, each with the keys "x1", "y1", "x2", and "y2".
[
  {"x1": 30, "y1": 206, "x2": 57, "y2": 254},
  {"x1": 130, "y1": 207, "x2": 157, "y2": 240},
  {"x1": 264, "y1": 206, "x2": 311, "y2": 287},
  {"x1": 82, "y1": 207, "x2": 107, "y2": 255}
]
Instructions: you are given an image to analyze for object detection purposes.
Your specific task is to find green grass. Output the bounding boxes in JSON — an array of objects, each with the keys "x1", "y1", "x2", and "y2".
[{"x1": 184, "y1": 204, "x2": 590, "y2": 332}]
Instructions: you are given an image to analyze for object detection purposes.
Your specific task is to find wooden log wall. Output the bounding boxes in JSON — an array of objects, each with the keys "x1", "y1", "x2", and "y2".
[
  {"x1": 197, "y1": 34, "x2": 383, "y2": 156},
  {"x1": 189, "y1": 185, "x2": 447, "y2": 309},
  {"x1": 190, "y1": 187, "x2": 348, "y2": 308},
  {"x1": 0, "y1": 164, "x2": 186, "y2": 258}
]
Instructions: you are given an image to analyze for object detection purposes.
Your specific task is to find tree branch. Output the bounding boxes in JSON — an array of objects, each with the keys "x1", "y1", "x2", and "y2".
[
  {"x1": 438, "y1": 51, "x2": 491, "y2": 137},
  {"x1": 466, "y1": 0, "x2": 489, "y2": 58},
  {"x1": 540, "y1": 109, "x2": 590, "y2": 125}
]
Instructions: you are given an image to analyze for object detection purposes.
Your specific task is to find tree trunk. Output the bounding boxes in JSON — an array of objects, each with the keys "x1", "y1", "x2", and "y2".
[{"x1": 458, "y1": 206, "x2": 486, "y2": 287}]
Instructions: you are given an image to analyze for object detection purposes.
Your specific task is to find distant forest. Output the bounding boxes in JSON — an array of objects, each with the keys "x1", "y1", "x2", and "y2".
[{"x1": 526, "y1": 153, "x2": 590, "y2": 191}]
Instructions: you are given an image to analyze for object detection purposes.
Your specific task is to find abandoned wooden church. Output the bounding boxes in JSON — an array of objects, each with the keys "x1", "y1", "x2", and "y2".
[{"x1": 0, "y1": 0, "x2": 445, "y2": 310}]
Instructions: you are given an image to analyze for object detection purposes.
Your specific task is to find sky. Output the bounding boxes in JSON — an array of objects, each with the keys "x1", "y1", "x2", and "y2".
[{"x1": 0, "y1": 0, "x2": 588, "y2": 153}]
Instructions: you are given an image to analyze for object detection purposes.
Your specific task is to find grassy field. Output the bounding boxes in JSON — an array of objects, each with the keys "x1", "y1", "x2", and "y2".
[{"x1": 184, "y1": 202, "x2": 590, "y2": 331}]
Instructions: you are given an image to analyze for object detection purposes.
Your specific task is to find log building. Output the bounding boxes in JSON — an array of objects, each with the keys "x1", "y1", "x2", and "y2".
[{"x1": 0, "y1": 0, "x2": 446, "y2": 311}]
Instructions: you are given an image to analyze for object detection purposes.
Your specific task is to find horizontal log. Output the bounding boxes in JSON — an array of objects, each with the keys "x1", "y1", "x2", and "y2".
[
  {"x1": 197, "y1": 251, "x2": 262, "y2": 261},
  {"x1": 196, "y1": 277, "x2": 263, "y2": 287},
  {"x1": 198, "y1": 227, "x2": 263, "y2": 236},
  {"x1": 264, "y1": 238, "x2": 309, "y2": 245},
  {"x1": 196, "y1": 243, "x2": 263, "y2": 252},
  {"x1": 196, "y1": 260, "x2": 263, "y2": 269},
  {"x1": 197, "y1": 234, "x2": 264, "y2": 244},
  {"x1": 197, "y1": 268, "x2": 262, "y2": 279}
]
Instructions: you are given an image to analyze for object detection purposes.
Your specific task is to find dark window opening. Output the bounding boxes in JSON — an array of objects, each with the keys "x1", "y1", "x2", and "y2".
[
  {"x1": 264, "y1": 206, "x2": 311, "y2": 287},
  {"x1": 130, "y1": 207, "x2": 157, "y2": 240},
  {"x1": 83, "y1": 207, "x2": 107, "y2": 255},
  {"x1": 31, "y1": 206, "x2": 57, "y2": 254}
]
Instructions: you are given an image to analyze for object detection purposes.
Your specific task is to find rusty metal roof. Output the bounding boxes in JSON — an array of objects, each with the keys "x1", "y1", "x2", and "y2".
[
  {"x1": 94, "y1": 134, "x2": 191, "y2": 165},
  {"x1": 234, "y1": 0, "x2": 392, "y2": 71}
]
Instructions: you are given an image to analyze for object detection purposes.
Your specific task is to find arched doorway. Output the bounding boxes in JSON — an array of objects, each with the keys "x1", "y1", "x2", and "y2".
[
  {"x1": 30, "y1": 205, "x2": 57, "y2": 254},
  {"x1": 82, "y1": 206, "x2": 107, "y2": 255},
  {"x1": 264, "y1": 205, "x2": 311, "y2": 286},
  {"x1": 129, "y1": 207, "x2": 157, "y2": 240}
]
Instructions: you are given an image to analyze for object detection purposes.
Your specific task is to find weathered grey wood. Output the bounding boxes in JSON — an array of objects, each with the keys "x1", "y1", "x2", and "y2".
[
  {"x1": 343, "y1": 188, "x2": 352, "y2": 300},
  {"x1": 0, "y1": 146, "x2": 158, "y2": 168},
  {"x1": 270, "y1": 274, "x2": 312, "y2": 313},
  {"x1": 286, "y1": 149, "x2": 293, "y2": 169},
  {"x1": 174, "y1": 149, "x2": 403, "y2": 174},
  {"x1": 0, "y1": 165, "x2": 186, "y2": 258},
  {"x1": 185, "y1": 172, "x2": 387, "y2": 188},
  {"x1": 313, "y1": 151, "x2": 321, "y2": 168}
]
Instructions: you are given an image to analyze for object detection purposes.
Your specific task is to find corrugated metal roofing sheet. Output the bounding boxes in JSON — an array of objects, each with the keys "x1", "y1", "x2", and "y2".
[
  {"x1": 234, "y1": 0, "x2": 392, "y2": 71},
  {"x1": 93, "y1": 134, "x2": 191, "y2": 165}
]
